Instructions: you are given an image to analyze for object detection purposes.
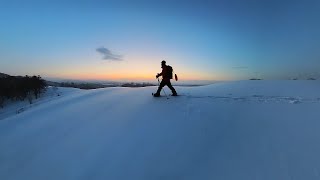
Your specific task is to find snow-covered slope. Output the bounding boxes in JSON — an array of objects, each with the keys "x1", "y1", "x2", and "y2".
[
  {"x1": 0, "y1": 87, "x2": 83, "y2": 120},
  {"x1": 1, "y1": 81, "x2": 320, "y2": 180}
]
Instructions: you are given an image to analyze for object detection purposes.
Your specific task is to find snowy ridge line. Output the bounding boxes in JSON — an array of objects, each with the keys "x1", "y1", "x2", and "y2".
[{"x1": 178, "y1": 94, "x2": 320, "y2": 104}]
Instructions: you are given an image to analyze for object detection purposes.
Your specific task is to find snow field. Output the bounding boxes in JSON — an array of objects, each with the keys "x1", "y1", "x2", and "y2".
[{"x1": 0, "y1": 80, "x2": 320, "y2": 180}]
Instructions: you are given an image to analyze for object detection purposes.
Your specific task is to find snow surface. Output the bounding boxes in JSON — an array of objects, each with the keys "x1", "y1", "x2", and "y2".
[
  {"x1": 0, "y1": 87, "x2": 83, "y2": 120},
  {"x1": 1, "y1": 80, "x2": 320, "y2": 180}
]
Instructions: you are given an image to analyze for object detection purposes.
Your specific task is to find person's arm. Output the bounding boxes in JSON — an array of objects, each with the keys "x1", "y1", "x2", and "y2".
[
  {"x1": 156, "y1": 72, "x2": 162, "y2": 78},
  {"x1": 156, "y1": 69, "x2": 164, "y2": 78}
]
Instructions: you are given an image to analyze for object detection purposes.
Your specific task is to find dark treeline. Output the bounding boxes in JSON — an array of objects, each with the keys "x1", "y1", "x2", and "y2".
[
  {"x1": 0, "y1": 75, "x2": 47, "y2": 108},
  {"x1": 121, "y1": 82, "x2": 155, "y2": 87},
  {"x1": 48, "y1": 81, "x2": 155, "y2": 89},
  {"x1": 56, "y1": 82, "x2": 117, "y2": 89}
]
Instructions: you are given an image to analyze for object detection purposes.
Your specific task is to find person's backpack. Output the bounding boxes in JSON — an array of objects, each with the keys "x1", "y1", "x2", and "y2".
[
  {"x1": 166, "y1": 65, "x2": 178, "y2": 81},
  {"x1": 166, "y1": 65, "x2": 173, "y2": 79}
]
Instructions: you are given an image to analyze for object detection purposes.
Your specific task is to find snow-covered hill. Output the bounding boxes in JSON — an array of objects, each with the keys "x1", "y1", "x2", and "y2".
[{"x1": 1, "y1": 81, "x2": 320, "y2": 180}]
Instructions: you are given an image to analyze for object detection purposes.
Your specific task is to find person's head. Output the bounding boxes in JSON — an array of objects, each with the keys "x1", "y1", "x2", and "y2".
[{"x1": 161, "y1": 60, "x2": 166, "y2": 67}]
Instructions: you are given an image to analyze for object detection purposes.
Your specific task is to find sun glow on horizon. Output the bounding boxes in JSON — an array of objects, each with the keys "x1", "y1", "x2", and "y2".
[{"x1": 44, "y1": 69, "x2": 228, "y2": 82}]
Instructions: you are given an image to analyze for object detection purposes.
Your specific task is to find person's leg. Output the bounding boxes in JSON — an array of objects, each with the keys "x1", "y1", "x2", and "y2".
[
  {"x1": 167, "y1": 80, "x2": 177, "y2": 95},
  {"x1": 154, "y1": 80, "x2": 166, "y2": 96}
]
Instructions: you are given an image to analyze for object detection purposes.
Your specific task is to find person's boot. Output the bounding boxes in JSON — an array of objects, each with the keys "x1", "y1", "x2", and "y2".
[
  {"x1": 154, "y1": 87, "x2": 162, "y2": 97},
  {"x1": 171, "y1": 90, "x2": 178, "y2": 96},
  {"x1": 171, "y1": 93, "x2": 178, "y2": 96}
]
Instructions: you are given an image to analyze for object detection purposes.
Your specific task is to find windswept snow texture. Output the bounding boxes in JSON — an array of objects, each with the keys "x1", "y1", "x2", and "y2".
[{"x1": 1, "y1": 81, "x2": 320, "y2": 180}]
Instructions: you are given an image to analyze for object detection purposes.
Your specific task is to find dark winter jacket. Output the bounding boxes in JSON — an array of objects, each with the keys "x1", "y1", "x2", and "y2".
[{"x1": 158, "y1": 65, "x2": 173, "y2": 80}]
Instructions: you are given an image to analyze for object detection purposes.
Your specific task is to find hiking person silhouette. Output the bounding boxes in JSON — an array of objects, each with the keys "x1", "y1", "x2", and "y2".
[{"x1": 153, "y1": 60, "x2": 177, "y2": 97}]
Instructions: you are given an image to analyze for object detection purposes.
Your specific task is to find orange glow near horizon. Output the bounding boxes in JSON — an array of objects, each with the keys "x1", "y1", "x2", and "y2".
[
  {"x1": 47, "y1": 70, "x2": 228, "y2": 82},
  {"x1": 42, "y1": 57, "x2": 230, "y2": 81}
]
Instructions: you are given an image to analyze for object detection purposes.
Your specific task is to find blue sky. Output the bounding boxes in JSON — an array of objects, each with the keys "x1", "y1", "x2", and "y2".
[{"x1": 0, "y1": 0, "x2": 319, "y2": 81}]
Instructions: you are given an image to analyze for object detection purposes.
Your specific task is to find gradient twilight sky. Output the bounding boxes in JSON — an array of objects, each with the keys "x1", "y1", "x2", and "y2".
[{"x1": 0, "y1": 0, "x2": 320, "y2": 81}]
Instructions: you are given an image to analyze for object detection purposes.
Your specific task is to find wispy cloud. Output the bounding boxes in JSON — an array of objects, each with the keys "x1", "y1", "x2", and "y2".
[{"x1": 96, "y1": 47, "x2": 123, "y2": 61}]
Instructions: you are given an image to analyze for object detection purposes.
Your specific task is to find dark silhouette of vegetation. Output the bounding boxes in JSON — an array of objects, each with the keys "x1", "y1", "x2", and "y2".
[
  {"x1": 121, "y1": 82, "x2": 155, "y2": 87},
  {"x1": 0, "y1": 75, "x2": 47, "y2": 108},
  {"x1": 50, "y1": 82, "x2": 118, "y2": 89},
  {"x1": 46, "y1": 81, "x2": 155, "y2": 89},
  {"x1": 0, "y1": 73, "x2": 9, "y2": 78}
]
